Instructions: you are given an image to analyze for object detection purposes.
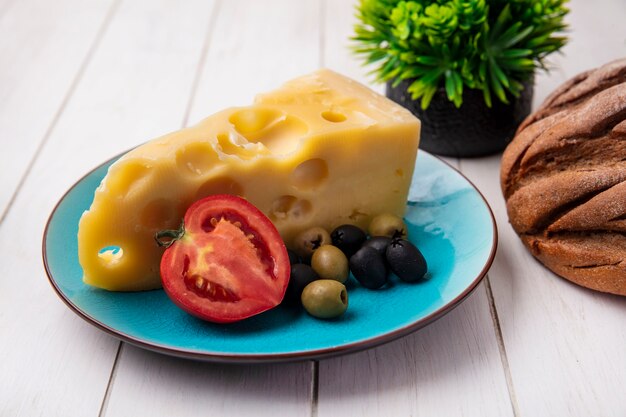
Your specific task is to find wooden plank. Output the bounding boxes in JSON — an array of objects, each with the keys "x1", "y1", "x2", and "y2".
[
  {"x1": 0, "y1": 0, "x2": 115, "y2": 221},
  {"x1": 105, "y1": 345, "x2": 312, "y2": 417},
  {"x1": 317, "y1": 284, "x2": 514, "y2": 417},
  {"x1": 317, "y1": 1, "x2": 514, "y2": 415},
  {"x1": 458, "y1": 1, "x2": 626, "y2": 415},
  {"x1": 321, "y1": 0, "x2": 382, "y2": 94},
  {"x1": 0, "y1": 0, "x2": 17, "y2": 18},
  {"x1": 187, "y1": 0, "x2": 323, "y2": 123},
  {"x1": 460, "y1": 154, "x2": 626, "y2": 416},
  {"x1": 532, "y1": 0, "x2": 626, "y2": 108},
  {"x1": 0, "y1": 0, "x2": 219, "y2": 415},
  {"x1": 103, "y1": 1, "x2": 319, "y2": 415}
]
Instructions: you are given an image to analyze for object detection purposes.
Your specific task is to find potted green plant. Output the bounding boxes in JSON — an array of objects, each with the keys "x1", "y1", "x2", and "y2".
[{"x1": 353, "y1": 0, "x2": 569, "y2": 157}]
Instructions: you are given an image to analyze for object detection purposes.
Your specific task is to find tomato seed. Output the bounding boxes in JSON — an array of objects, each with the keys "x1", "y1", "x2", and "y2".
[
  {"x1": 195, "y1": 276, "x2": 205, "y2": 290},
  {"x1": 184, "y1": 273, "x2": 240, "y2": 302}
]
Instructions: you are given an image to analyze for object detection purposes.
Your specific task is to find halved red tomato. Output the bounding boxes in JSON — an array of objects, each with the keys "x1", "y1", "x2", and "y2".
[{"x1": 157, "y1": 195, "x2": 290, "y2": 323}]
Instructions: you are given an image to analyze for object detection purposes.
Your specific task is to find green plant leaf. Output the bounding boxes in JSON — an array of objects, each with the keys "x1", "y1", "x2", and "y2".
[
  {"x1": 445, "y1": 70, "x2": 456, "y2": 101},
  {"x1": 490, "y1": 3, "x2": 512, "y2": 40},
  {"x1": 498, "y1": 57, "x2": 535, "y2": 70},
  {"x1": 478, "y1": 60, "x2": 487, "y2": 83},
  {"x1": 496, "y1": 22, "x2": 534, "y2": 49},
  {"x1": 488, "y1": 63, "x2": 509, "y2": 104},
  {"x1": 363, "y1": 49, "x2": 389, "y2": 64},
  {"x1": 414, "y1": 55, "x2": 440, "y2": 66},
  {"x1": 421, "y1": 84, "x2": 439, "y2": 109},
  {"x1": 482, "y1": 80, "x2": 492, "y2": 108},
  {"x1": 490, "y1": 60, "x2": 509, "y2": 89},
  {"x1": 422, "y1": 67, "x2": 445, "y2": 85},
  {"x1": 351, "y1": 0, "x2": 568, "y2": 109},
  {"x1": 401, "y1": 66, "x2": 430, "y2": 80},
  {"x1": 408, "y1": 79, "x2": 429, "y2": 96},
  {"x1": 500, "y1": 48, "x2": 533, "y2": 58},
  {"x1": 508, "y1": 78, "x2": 524, "y2": 96},
  {"x1": 451, "y1": 70, "x2": 463, "y2": 96}
]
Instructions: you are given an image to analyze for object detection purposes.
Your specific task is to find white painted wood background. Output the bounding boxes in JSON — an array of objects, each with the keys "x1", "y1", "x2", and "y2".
[{"x1": 1, "y1": 0, "x2": 624, "y2": 415}]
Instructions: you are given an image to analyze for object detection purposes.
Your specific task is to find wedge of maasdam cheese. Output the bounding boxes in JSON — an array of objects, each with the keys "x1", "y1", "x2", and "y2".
[{"x1": 79, "y1": 69, "x2": 421, "y2": 291}]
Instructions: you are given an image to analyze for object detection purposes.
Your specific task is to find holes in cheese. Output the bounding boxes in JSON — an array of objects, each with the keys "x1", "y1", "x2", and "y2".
[
  {"x1": 349, "y1": 208, "x2": 369, "y2": 222},
  {"x1": 216, "y1": 133, "x2": 258, "y2": 160},
  {"x1": 105, "y1": 162, "x2": 151, "y2": 196},
  {"x1": 270, "y1": 195, "x2": 313, "y2": 221},
  {"x1": 270, "y1": 195, "x2": 297, "y2": 220},
  {"x1": 229, "y1": 108, "x2": 308, "y2": 155},
  {"x1": 176, "y1": 143, "x2": 219, "y2": 176},
  {"x1": 291, "y1": 199, "x2": 313, "y2": 219},
  {"x1": 321, "y1": 110, "x2": 347, "y2": 123},
  {"x1": 291, "y1": 158, "x2": 328, "y2": 190},
  {"x1": 195, "y1": 176, "x2": 244, "y2": 201},
  {"x1": 257, "y1": 116, "x2": 308, "y2": 154},
  {"x1": 98, "y1": 246, "x2": 124, "y2": 266},
  {"x1": 229, "y1": 108, "x2": 282, "y2": 134}
]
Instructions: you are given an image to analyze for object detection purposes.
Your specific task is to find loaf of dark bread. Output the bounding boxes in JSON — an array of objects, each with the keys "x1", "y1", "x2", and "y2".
[{"x1": 501, "y1": 58, "x2": 626, "y2": 296}]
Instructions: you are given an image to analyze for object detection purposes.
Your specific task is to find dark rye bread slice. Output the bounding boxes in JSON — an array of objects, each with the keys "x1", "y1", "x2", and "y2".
[{"x1": 501, "y1": 58, "x2": 626, "y2": 296}]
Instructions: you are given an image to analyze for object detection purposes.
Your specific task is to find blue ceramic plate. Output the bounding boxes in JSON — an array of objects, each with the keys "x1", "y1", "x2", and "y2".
[{"x1": 43, "y1": 151, "x2": 496, "y2": 363}]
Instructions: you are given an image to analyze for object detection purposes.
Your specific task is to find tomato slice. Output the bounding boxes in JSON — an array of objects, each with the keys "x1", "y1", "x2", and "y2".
[{"x1": 159, "y1": 195, "x2": 290, "y2": 323}]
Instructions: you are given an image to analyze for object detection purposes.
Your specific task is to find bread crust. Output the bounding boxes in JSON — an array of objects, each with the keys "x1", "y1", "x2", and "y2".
[{"x1": 501, "y1": 58, "x2": 626, "y2": 296}]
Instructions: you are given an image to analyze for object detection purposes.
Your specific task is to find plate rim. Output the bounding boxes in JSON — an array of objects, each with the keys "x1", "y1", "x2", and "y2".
[{"x1": 42, "y1": 151, "x2": 498, "y2": 364}]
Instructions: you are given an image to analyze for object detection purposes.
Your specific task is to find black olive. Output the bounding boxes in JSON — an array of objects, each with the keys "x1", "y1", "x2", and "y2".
[
  {"x1": 361, "y1": 236, "x2": 392, "y2": 256},
  {"x1": 284, "y1": 264, "x2": 319, "y2": 306},
  {"x1": 386, "y1": 239, "x2": 427, "y2": 282},
  {"x1": 287, "y1": 248, "x2": 301, "y2": 266},
  {"x1": 349, "y1": 246, "x2": 388, "y2": 289},
  {"x1": 331, "y1": 224, "x2": 367, "y2": 258}
]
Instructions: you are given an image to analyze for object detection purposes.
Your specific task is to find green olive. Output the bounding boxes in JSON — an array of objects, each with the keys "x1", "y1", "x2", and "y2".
[
  {"x1": 301, "y1": 280, "x2": 348, "y2": 319},
  {"x1": 311, "y1": 245, "x2": 349, "y2": 283},
  {"x1": 368, "y1": 213, "x2": 407, "y2": 239},
  {"x1": 293, "y1": 226, "x2": 331, "y2": 260}
]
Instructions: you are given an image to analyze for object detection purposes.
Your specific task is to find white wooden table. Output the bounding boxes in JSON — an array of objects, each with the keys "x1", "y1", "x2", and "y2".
[{"x1": 1, "y1": 1, "x2": 625, "y2": 416}]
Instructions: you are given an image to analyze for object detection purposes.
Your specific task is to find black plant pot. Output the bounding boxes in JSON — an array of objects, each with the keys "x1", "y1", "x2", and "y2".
[{"x1": 386, "y1": 78, "x2": 534, "y2": 157}]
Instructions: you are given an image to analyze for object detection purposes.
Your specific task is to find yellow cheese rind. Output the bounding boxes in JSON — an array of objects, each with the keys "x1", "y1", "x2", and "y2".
[{"x1": 78, "y1": 69, "x2": 420, "y2": 291}]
